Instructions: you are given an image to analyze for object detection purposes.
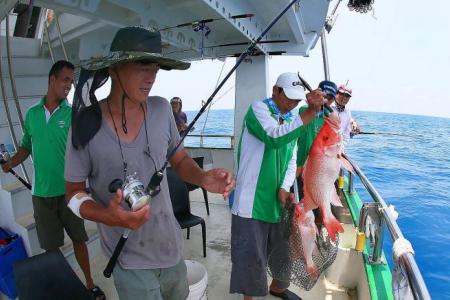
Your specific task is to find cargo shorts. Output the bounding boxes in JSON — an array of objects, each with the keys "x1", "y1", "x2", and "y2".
[
  {"x1": 113, "y1": 258, "x2": 189, "y2": 300},
  {"x1": 32, "y1": 195, "x2": 88, "y2": 250}
]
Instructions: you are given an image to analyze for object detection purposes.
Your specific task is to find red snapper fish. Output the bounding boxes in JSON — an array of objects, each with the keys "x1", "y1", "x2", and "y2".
[
  {"x1": 302, "y1": 111, "x2": 352, "y2": 241},
  {"x1": 292, "y1": 203, "x2": 319, "y2": 277}
]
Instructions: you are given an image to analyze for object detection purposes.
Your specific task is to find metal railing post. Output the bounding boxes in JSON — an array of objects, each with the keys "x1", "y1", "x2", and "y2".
[
  {"x1": 358, "y1": 203, "x2": 385, "y2": 264},
  {"x1": 348, "y1": 170, "x2": 354, "y2": 194},
  {"x1": 0, "y1": 32, "x2": 31, "y2": 185},
  {"x1": 5, "y1": 15, "x2": 26, "y2": 132},
  {"x1": 54, "y1": 11, "x2": 68, "y2": 60},
  {"x1": 43, "y1": 23, "x2": 55, "y2": 62}
]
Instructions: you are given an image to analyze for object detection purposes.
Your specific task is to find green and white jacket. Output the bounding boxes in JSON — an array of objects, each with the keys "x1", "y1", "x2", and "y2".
[{"x1": 232, "y1": 98, "x2": 304, "y2": 223}]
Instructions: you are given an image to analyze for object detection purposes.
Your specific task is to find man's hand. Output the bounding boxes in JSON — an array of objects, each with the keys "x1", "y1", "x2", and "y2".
[
  {"x1": 1, "y1": 161, "x2": 12, "y2": 173},
  {"x1": 0, "y1": 147, "x2": 30, "y2": 174},
  {"x1": 103, "y1": 189, "x2": 150, "y2": 230},
  {"x1": 351, "y1": 120, "x2": 360, "y2": 132},
  {"x1": 306, "y1": 89, "x2": 326, "y2": 113},
  {"x1": 278, "y1": 188, "x2": 295, "y2": 208},
  {"x1": 350, "y1": 120, "x2": 360, "y2": 138},
  {"x1": 200, "y1": 168, "x2": 235, "y2": 198}
]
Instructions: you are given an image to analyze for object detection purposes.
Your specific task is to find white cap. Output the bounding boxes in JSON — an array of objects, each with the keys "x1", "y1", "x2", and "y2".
[{"x1": 275, "y1": 72, "x2": 306, "y2": 101}]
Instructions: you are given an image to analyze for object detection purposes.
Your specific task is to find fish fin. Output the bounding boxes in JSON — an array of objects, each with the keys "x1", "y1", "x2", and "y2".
[
  {"x1": 331, "y1": 192, "x2": 343, "y2": 207},
  {"x1": 323, "y1": 216, "x2": 344, "y2": 241},
  {"x1": 302, "y1": 197, "x2": 315, "y2": 212},
  {"x1": 306, "y1": 264, "x2": 319, "y2": 279},
  {"x1": 340, "y1": 156, "x2": 354, "y2": 173}
]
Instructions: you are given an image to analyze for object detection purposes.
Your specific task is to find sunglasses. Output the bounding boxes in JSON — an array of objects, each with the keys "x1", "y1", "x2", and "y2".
[{"x1": 338, "y1": 92, "x2": 351, "y2": 98}]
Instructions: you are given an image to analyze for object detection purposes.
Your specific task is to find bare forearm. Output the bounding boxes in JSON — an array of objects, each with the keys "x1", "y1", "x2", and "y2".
[
  {"x1": 79, "y1": 200, "x2": 116, "y2": 226},
  {"x1": 66, "y1": 181, "x2": 116, "y2": 226},
  {"x1": 299, "y1": 107, "x2": 317, "y2": 125},
  {"x1": 10, "y1": 147, "x2": 30, "y2": 167},
  {"x1": 170, "y1": 150, "x2": 204, "y2": 186}
]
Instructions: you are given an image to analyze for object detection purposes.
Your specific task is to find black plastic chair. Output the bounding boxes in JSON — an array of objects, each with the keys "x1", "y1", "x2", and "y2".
[
  {"x1": 185, "y1": 157, "x2": 210, "y2": 215},
  {"x1": 14, "y1": 250, "x2": 93, "y2": 300},
  {"x1": 167, "y1": 168, "x2": 206, "y2": 257}
]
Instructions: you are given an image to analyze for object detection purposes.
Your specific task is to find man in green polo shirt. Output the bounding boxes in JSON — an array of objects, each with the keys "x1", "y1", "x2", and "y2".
[{"x1": 1, "y1": 60, "x2": 104, "y2": 299}]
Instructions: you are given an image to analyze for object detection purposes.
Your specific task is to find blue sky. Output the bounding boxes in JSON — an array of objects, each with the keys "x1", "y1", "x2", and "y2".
[{"x1": 96, "y1": 0, "x2": 449, "y2": 119}]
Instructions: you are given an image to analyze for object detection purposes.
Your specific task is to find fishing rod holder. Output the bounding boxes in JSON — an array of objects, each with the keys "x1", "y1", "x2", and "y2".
[{"x1": 358, "y1": 202, "x2": 386, "y2": 265}]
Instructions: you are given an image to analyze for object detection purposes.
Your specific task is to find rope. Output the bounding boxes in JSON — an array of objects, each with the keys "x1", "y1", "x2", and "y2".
[{"x1": 393, "y1": 238, "x2": 414, "y2": 261}]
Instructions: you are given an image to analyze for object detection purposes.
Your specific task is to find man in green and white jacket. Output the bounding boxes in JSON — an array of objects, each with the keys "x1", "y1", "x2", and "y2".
[{"x1": 230, "y1": 72, "x2": 326, "y2": 300}]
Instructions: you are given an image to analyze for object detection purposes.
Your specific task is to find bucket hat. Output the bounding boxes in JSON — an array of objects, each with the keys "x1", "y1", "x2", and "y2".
[{"x1": 80, "y1": 26, "x2": 190, "y2": 71}]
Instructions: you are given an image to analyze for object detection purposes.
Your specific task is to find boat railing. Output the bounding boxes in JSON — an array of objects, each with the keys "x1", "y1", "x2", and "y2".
[
  {"x1": 186, "y1": 133, "x2": 235, "y2": 149},
  {"x1": 41, "y1": 9, "x2": 68, "y2": 63},
  {"x1": 342, "y1": 153, "x2": 431, "y2": 300},
  {"x1": 0, "y1": 9, "x2": 31, "y2": 184}
]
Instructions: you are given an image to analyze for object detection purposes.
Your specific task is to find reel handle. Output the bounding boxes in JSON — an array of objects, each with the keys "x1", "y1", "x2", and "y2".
[{"x1": 109, "y1": 178, "x2": 123, "y2": 193}]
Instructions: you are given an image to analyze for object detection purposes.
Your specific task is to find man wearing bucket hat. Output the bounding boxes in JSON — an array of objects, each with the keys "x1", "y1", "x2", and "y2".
[
  {"x1": 64, "y1": 26, "x2": 234, "y2": 300},
  {"x1": 334, "y1": 84, "x2": 360, "y2": 147},
  {"x1": 230, "y1": 72, "x2": 326, "y2": 300},
  {"x1": 295, "y1": 80, "x2": 338, "y2": 184}
]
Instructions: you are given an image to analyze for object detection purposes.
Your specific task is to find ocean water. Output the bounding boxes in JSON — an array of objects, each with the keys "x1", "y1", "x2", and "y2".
[{"x1": 185, "y1": 109, "x2": 450, "y2": 299}]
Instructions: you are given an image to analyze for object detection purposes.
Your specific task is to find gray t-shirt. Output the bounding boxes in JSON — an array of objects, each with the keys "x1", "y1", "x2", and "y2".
[{"x1": 65, "y1": 96, "x2": 183, "y2": 269}]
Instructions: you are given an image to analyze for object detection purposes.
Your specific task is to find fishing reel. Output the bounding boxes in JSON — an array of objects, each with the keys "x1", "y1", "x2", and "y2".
[
  {"x1": 109, "y1": 173, "x2": 152, "y2": 211},
  {"x1": 0, "y1": 144, "x2": 11, "y2": 165}
]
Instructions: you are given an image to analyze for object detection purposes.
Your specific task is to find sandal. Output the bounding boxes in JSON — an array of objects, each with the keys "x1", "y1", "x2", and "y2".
[
  {"x1": 269, "y1": 289, "x2": 302, "y2": 300},
  {"x1": 90, "y1": 286, "x2": 106, "y2": 300}
]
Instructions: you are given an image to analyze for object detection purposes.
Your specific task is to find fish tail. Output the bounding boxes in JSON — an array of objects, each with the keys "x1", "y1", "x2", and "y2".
[{"x1": 324, "y1": 216, "x2": 344, "y2": 241}]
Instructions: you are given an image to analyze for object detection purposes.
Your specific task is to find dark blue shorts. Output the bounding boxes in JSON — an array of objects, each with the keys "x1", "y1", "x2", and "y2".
[{"x1": 230, "y1": 214, "x2": 290, "y2": 296}]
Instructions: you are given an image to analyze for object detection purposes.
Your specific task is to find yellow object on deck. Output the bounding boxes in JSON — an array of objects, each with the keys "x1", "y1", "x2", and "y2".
[
  {"x1": 338, "y1": 176, "x2": 345, "y2": 189},
  {"x1": 355, "y1": 230, "x2": 366, "y2": 252}
]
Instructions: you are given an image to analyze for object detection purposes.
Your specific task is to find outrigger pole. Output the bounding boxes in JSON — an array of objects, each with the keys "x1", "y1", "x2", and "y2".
[{"x1": 103, "y1": 0, "x2": 301, "y2": 278}]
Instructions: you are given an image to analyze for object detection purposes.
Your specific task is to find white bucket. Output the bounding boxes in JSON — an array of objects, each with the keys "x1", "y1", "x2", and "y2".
[{"x1": 185, "y1": 260, "x2": 208, "y2": 300}]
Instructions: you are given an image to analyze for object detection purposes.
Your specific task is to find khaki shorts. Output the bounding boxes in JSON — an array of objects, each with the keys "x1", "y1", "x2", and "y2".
[
  {"x1": 113, "y1": 258, "x2": 189, "y2": 300},
  {"x1": 32, "y1": 195, "x2": 88, "y2": 250}
]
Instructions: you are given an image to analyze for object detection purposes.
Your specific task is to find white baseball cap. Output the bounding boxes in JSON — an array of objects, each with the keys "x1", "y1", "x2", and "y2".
[{"x1": 275, "y1": 72, "x2": 306, "y2": 101}]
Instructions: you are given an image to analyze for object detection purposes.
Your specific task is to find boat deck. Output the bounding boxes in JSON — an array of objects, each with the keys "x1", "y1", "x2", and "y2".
[{"x1": 73, "y1": 190, "x2": 355, "y2": 300}]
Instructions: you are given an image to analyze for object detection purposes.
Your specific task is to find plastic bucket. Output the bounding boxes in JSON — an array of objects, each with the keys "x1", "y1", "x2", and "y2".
[{"x1": 185, "y1": 260, "x2": 208, "y2": 300}]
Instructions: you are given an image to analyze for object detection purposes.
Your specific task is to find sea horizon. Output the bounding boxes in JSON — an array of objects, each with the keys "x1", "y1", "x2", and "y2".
[{"x1": 184, "y1": 107, "x2": 450, "y2": 120}]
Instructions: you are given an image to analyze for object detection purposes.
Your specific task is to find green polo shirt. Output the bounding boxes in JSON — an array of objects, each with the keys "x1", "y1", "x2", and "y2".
[
  {"x1": 296, "y1": 106, "x2": 324, "y2": 167},
  {"x1": 21, "y1": 97, "x2": 71, "y2": 197}
]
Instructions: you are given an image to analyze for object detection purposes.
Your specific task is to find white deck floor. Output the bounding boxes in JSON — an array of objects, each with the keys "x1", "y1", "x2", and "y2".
[{"x1": 74, "y1": 190, "x2": 355, "y2": 300}]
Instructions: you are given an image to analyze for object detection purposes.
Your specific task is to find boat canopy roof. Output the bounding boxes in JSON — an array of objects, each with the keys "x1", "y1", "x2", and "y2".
[{"x1": 33, "y1": 0, "x2": 330, "y2": 62}]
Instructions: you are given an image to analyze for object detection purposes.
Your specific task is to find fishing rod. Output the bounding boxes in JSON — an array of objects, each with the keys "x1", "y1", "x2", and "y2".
[
  {"x1": 103, "y1": 0, "x2": 301, "y2": 278},
  {"x1": 159, "y1": 13, "x2": 255, "y2": 31},
  {"x1": 0, "y1": 144, "x2": 32, "y2": 190},
  {"x1": 356, "y1": 131, "x2": 414, "y2": 138}
]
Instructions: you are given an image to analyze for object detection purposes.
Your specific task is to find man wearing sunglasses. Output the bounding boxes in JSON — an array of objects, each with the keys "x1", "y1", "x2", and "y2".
[{"x1": 334, "y1": 84, "x2": 360, "y2": 148}]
